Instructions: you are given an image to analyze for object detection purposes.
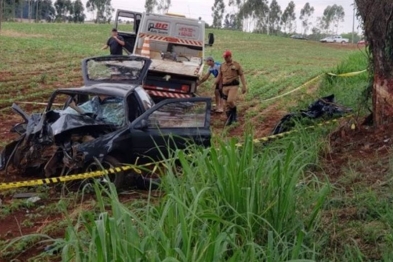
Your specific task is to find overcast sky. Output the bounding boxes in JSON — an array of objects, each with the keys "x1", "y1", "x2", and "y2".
[{"x1": 82, "y1": 0, "x2": 361, "y2": 34}]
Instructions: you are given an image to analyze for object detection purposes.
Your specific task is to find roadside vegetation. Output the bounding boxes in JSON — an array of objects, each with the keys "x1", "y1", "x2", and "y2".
[{"x1": 2, "y1": 23, "x2": 390, "y2": 261}]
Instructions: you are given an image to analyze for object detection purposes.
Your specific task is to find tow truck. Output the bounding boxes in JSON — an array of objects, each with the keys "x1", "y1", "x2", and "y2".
[{"x1": 114, "y1": 9, "x2": 209, "y2": 102}]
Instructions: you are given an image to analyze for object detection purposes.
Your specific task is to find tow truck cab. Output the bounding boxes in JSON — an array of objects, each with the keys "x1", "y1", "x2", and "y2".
[{"x1": 114, "y1": 9, "x2": 205, "y2": 102}]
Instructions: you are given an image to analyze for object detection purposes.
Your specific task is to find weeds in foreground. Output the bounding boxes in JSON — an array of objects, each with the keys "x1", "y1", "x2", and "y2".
[{"x1": 45, "y1": 134, "x2": 328, "y2": 261}]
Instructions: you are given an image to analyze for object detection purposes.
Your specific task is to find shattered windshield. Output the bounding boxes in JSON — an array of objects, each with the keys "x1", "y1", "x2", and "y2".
[
  {"x1": 60, "y1": 96, "x2": 125, "y2": 126},
  {"x1": 87, "y1": 59, "x2": 145, "y2": 81}
]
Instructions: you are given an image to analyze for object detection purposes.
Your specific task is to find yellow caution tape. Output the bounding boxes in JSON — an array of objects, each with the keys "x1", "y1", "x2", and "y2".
[
  {"x1": 235, "y1": 114, "x2": 353, "y2": 147},
  {"x1": 326, "y1": 69, "x2": 367, "y2": 77},
  {"x1": 261, "y1": 69, "x2": 367, "y2": 103},
  {"x1": 0, "y1": 114, "x2": 355, "y2": 190},
  {"x1": 261, "y1": 74, "x2": 323, "y2": 103},
  {"x1": 0, "y1": 165, "x2": 139, "y2": 191}
]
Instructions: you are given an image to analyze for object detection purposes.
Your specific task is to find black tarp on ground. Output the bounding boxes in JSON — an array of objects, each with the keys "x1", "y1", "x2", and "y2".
[{"x1": 271, "y1": 94, "x2": 352, "y2": 135}]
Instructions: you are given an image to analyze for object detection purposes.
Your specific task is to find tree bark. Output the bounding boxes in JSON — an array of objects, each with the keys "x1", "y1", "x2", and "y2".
[
  {"x1": 355, "y1": 0, "x2": 393, "y2": 125},
  {"x1": 373, "y1": 76, "x2": 393, "y2": 125}
]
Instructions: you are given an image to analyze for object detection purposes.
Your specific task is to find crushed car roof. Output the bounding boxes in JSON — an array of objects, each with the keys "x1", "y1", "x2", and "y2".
[{"x1": 55, "y1": 83, "x2": 138, "y2": 97}]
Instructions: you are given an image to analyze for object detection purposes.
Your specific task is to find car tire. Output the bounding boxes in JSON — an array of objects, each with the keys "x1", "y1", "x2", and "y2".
[
  {"x1": 103, "y1": 155, "x2": 125, "y2": 189},
  {"x1": 84, "y1": 155, "x2": 125, "y2": 190},
  {"x1": 135, "y1": 176, "x2": 161, "y2": 190}
]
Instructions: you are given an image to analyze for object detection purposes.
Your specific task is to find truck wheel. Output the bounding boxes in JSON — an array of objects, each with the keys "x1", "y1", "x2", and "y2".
[
  {"x1": 207, "y1": 33, "x2": 215, "y2": 46},
  {"x1": 84, "y1": 155, "x2": 125, "y2": 190}
]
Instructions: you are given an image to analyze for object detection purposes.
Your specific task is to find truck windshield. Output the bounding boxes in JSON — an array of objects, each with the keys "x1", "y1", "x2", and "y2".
[{"x1": 116, "y1": 11, "x2": 141, "y2": 33}]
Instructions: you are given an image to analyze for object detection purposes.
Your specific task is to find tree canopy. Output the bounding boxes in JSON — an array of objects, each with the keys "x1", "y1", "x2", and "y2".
[
  {"x1": 318, "y1": 4, "x2": 345, "y2": 34},
  {"x1": 86, "y1": 0, "x2": 113, "y2": 23},
  {"x1": 300, "y1": 2, "x2": 314, "y2": 35},
  {"x1": 281, "y1": 1, "x2": 296, "y2": 33},
  {"x1": 211, "y1": 0, "x2": 225, "y2": 28}
]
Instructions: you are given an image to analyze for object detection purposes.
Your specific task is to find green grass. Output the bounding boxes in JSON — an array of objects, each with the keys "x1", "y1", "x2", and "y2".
[
  {"x1": 202, "y1": 30, "x2": 359, "y2": 107},
  {"x1": 28, "y1": 133, "x2": 329, "y2": 262},
  {"x1": 0, "y1": 23, "x2": 357, "y2": 109}
]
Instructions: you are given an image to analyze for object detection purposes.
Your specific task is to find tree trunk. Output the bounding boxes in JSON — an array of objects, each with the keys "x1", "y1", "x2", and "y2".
[
  {"x1": 355, "y1": 0, "x2": 393, "y2": 125},
  {"x1": 28, "y1": 0, "x2": 31, "y2": 22},
  {"x1": 35, "y1": 0, "x2": 39, "y2": 22},
  {"x1": 0, "y1": 0, "x2": 2, "y2": 32},
  {"x1": 12, "y1": 0, "x2": 15, "y2": 20},
  {"x1": 373, "y1": 76, "x2": 393, "y2": 125},
  {"x1": 19, "y1": 0, "x2": 23, "y2": 21}
]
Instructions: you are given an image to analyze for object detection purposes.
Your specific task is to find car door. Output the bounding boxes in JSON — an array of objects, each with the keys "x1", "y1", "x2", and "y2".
[
  {"x1": 115, "y1": 9, "x2": 143, "y2": 54},
  {"x1": 129, "y1": 97, "x2": 211, "y2": 161}
]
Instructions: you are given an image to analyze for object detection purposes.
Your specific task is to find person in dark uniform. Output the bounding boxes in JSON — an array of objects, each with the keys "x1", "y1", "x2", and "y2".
[
  {"x1": 101, "y1": 28, "x2": 125, "y2": 55},
  {"x1": 215, "y1": 50, "x2": 247, "y2": 126}
]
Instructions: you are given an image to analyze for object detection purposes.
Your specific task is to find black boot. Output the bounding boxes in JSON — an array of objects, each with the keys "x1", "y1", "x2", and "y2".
[
  {"x1": 225, "y1": 108, "x2": 235, "y2": 126},
  {"x1": 225, "y1": 110, "x2": 232, "y2": 126},
  {"x1": 232, "y1": 106, "x2": 237, "y2": 122}
]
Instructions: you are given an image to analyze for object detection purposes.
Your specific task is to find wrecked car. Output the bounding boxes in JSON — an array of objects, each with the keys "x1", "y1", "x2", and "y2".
[{"x1": 0, "y1": 55, "x2": 211, "y2": 189}]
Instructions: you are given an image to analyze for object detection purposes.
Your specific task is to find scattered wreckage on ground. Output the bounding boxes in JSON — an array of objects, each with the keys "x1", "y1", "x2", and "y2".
[{"x1": 0, "y1": 55, "x2": 212, "y2": 189}]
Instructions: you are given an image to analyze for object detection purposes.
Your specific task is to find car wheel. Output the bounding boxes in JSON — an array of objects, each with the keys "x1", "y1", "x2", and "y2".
[
  {"x1": 341, "y1": 41, "x2": 345, "y2": 44},
  {"x1": 84, "y1": 155, "x2": 125, "y2": 190},
  {"x1": 135, "y1": 176, "x2": 161, "y2": 190}
]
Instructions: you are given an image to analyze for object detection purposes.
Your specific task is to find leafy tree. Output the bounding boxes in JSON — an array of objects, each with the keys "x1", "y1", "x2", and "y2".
[
  {"x1": 211, "y1": 0, "x2": 225, "y2": 28},
  {"x1": 281, "y1": 1, "x2": 296, "y2": 33},
  {"x1": 72, "y1": 0, "x2": 84, "y2": 22},
  {"x1": 240, "y1": 0, "x2": 269, "y2": 33},
  {"x1": 228, "y1": 0, "x2": 241, "y2": 6},
  {"x1": 39, "y1": 0, "x2": 56, "y2": 22},
  {"x1": 37, "y1": 0, "x2": 56, "y2": 21},
  {"x1": 306, "y1": 26, "x2": 322, "y2": 41},
  {"x1": 144, "y1": 0, "x2": 156, "y2": 13},
  {"x1": 300, "y1": 2, "x2": 314, "y2": 35},
  {"x1": 331, "y1": 5, "x2": 344, "y2": 33},
  {"x1": 86, "y1": 0, "x2": 113, "y2": 23},
  {"x1": 157, "y1": 0, "x2": 170, "y2": 13},
  {"x1": 316, "y1": 16, "x2": 328, "y2": 33},
  {"x1": 2, "y1": 0, "x2": 24, "y2": 20},
  {"x1": 320, "y1": 5, "x2": 345, "y2": 34},
  {"x1": 355, "y1": 0, "x2": 393, "y2": 125},
  {"x1": 228, "y1": 0, "x2": 243, "y2": 30},
  {"x1": 1, "y1": 0, "x2": 55, "y2": 21},
  {"x1": 54, "y1": 0, "x2": 71, "y2": 22},
  {"x1": 268, "y1": 0, "x2": 281, "y2": 35},
  {"x1": 224, "y1": 13, "x2": 237, "y2": 29},
  {"x1": 104, "y1": 0, "x2": 112, "y2": 23}
]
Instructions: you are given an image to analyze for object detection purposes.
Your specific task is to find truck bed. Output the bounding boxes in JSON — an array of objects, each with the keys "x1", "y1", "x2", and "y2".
[
  {"x1": 135, "y1": 43, "x2": 203, "y2": 77},
  {"x1": 149, "y1": 59, "x2": 201, "y2": 77}
]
